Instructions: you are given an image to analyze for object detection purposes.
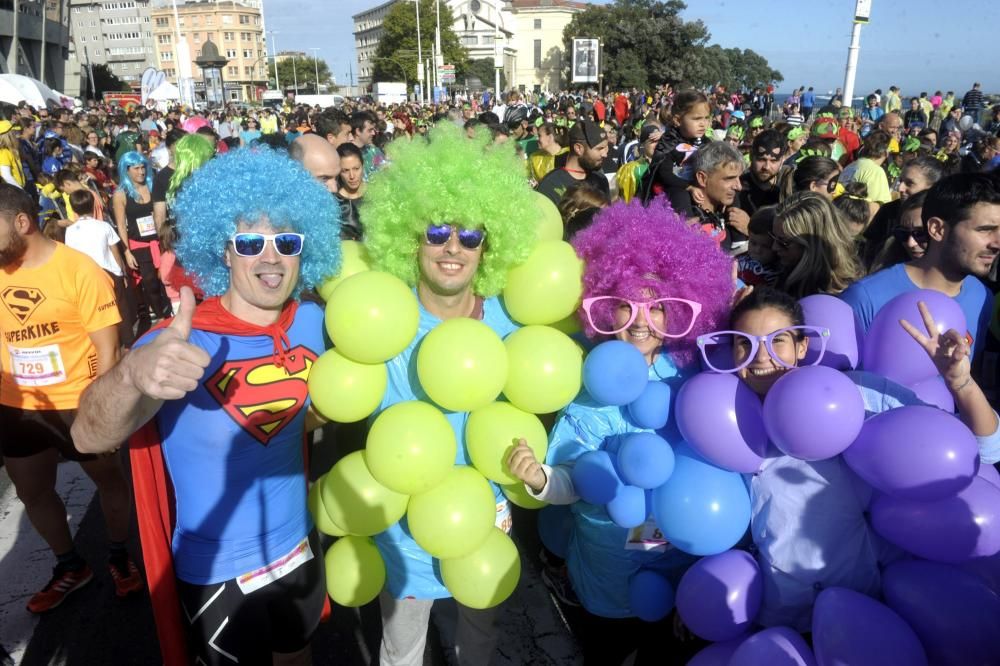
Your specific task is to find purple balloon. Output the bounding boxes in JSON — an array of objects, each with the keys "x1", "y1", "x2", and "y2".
[
  {"x1": 727, "y1": 626, "x2": 816, "y2": 666},
  {"x1": 910, "y1": 375, "x2": 955, "y2": 413},
  {"x1": 676, "y1": 372, "x2": 768, "y2": 473},
  {"x1": 843, "y1": 405, "x2": 978, "y2": 501},
  {"x1": 686, "y1": 636, "x2": 749, "y2": 666},
  {"x1": 800, "y1": 294, "x2": 862, "y2": 370},
  {"x1": 979, "y1": 461, "x2": 1000, "y2": 488},
  {"x1": 960, "y1": 551, "x2": 1000, "y2": 596},
  {"x1": 762, "y1": 366, "x2": 865, "y2": 461},
  {"x1": 882, "y1": 560, "x2": 1000, "y2": 666},
  {"x1": 871, "y1": 477, "x2": 1000, "y2": 562},
  {"x1": 676, "y1": 549, "x2": 762, "y2": 642},
  {"x1": 812, "y1": 587, "x2": 927, "y2": 666},
  {"x1": 862, "y1": 289, "x2": 967, "y2": 386}
]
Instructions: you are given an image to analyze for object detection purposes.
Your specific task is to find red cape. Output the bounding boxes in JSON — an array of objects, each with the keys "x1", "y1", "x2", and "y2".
[{"x1": 129, "y1": 297, "x2": 322, "y2": 665}]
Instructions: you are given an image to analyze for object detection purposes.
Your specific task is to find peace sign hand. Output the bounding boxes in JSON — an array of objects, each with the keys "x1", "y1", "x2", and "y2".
[{"x1": 899, "y1": 300, "x2": 973, "y2": 392}]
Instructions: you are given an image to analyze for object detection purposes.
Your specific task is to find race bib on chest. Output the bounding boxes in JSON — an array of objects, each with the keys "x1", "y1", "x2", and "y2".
[
  {"x1": 136, "y1": 215, "x2": 156, "y2": 238},
  {"x1": 9, "y1": 343, "x2": 66, "y2": 386},
  {"x1": 625, "y1": 516, "x2": 672, "y2": 553},
  {"x1": 495, "y1": 499, "x2": 512, "y2": 535}
]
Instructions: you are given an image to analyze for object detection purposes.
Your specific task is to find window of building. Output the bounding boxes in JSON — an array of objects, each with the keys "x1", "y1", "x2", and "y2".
[
  {"x1": 243, "y1": 49, "x2": 252, "y2": 58},
  {"x1": 155, "y1": 17, "x2": 169, "y2": 27},
  {"x1": 206, "y1": 15, "x2": 213, "y2": 24},
  {"x1": 461, "y1": 35, "x2": 477, "y2": 46},
  {"x1": 226, "y1": 49, "x2": 237, "y2": 58},
  {"x1": 244, "y1": 66, "x2": 253, "y2": 76},
  {"x1": 533, "y1": 39, "x2": 541, "y2": 68},
  {"x1": 162, "y1": 51, "x2": 172, "y2": 60},
  {"x1": 222, "y1": 14, "x2": 232, "y2": 24},
  {"x1": 228, "y1": 66, "x2": 238, "y2": 76},
  {"x1": 193, "y1": 32, "x2": 201, "y2": 42},
  {"x1": 224, "y1": 31, "x2": 234, "y2": 40},
  {"x1": 239, "y1": 14, "x2": 250, "y2": 24},
  {"x1": 157, "y1": 34, "x2": 171, "y2": 43},
  {"x1": 534, "y1": 19, "x2": 541, "y2": 29}
]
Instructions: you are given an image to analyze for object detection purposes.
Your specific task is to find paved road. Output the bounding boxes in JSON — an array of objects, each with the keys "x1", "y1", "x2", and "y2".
[{"x1": 0, "y1": 425, "x2": 583, "y2": 666}]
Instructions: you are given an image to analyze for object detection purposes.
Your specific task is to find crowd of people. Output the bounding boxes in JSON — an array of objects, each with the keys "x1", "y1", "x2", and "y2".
[{"x1": 0, "y1": 76, "x2": 998, "y2": 666}]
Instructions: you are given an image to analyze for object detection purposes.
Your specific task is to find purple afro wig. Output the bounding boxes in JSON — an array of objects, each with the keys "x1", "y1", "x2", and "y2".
[{"x1": 572, "y1": 198, "x2": 735, "y2": 366}]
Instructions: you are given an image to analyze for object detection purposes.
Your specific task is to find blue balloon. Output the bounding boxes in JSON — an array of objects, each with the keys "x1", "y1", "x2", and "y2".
[
  {"x1": 571, "y1": 450, "x2": 623, "y2": 505},
  {"x1": 627, "y1": 380, "x2": 673, "y2": 429},
  {"x1": 606, "y1": 484, "x2": 646, "y2": 528},
  {"x1": 628, "y1": 569, "x2": 675, "y2": 622},
  {"x1": 617, "y1": 432, "x2": 675, "y2": 489},
  {"x1": 537, "y1": 504, "x2": 573, "y2": 559},
  {"x1": 583, "y1": 340, "x2": 649, "y2": 406},
  {"x1": 651, "y1": 446, "x2": 751, "y2": 556}
]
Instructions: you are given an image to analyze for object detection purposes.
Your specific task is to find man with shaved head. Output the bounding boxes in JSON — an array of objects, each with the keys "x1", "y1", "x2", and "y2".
[{"x1": 289, "y1": 133, "x2": 341, "y2": 195}]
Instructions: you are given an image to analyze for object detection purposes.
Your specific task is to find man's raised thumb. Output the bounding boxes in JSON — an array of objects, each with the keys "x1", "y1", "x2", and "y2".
[{"x1": 168, "y1": 286, "x2": 196, "y2": 339}]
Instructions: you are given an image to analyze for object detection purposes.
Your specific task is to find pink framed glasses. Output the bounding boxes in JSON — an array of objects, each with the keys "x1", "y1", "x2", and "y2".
[{"x1": 581, "y1": 296, "x2": 703, "y2": 339}]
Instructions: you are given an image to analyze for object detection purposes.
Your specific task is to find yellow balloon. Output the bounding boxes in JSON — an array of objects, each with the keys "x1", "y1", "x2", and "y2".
[
  {"x1": 416, "y1": 318, "x2": 508, "y2": 412},
  {"x1": 533, "y1": 191, "x2": 564, "y2": 243},
  {"x1": 503, "y1": 241, "x2": 584, "y2": 326},
  {"x1": 309, "y1": 482, "x2": 346, "y2": 536},
  {"x1": 441, "y1": 527, "x2": 521, "y2": 609},
  {"x1": 308, "y1": 349, "x2": 387, "y2": 423},
  {"x1": 549, "y1": 314, "x2": 582, "y2": 336},
  {"x1": 406, "y1": 466, "x2": 496, "y2": 559},
  {"x1": 324, "y1": 536, "x2": 386, "y2": 607},
  {"x1": 503, "y1": 325, "x2": 583, "y2": 414},
  {"x1": 501, "y1": 482, "x2": 547, "y2": 509},
  {"x1": 318, "y1": 241, "x2": 372, "y2": 301},
  {"x1": 325, "y1": 271, "x2": 420, "y2": 364},
  {"x1": 466, "y1": 401, "x2": 548, "y2": 485},
  {"x1": 320, "y1": 451, "x2": 409, "y2": 536},
  {"x1": 366, "y1": 401, "x2": 457, "y2": 495}
]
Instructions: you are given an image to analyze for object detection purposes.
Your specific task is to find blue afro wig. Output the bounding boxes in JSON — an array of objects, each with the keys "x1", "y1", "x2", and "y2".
[
  {"x1": 117, "y1": 151, "x2": 153, "y2": 201},
  {"x1": 172, "y1": 147, "x2": 342, "y2": 297}
]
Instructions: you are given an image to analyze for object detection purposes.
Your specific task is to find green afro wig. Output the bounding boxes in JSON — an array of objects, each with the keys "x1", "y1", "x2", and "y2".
[{"x1": 360, "y1": 123, "x2": 537, "y2": 297}]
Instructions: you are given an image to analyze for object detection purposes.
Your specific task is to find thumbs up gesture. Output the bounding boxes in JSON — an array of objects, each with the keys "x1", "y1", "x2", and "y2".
[{"x1": 127, "y1": 287, "x2": 212, "y2": 400}]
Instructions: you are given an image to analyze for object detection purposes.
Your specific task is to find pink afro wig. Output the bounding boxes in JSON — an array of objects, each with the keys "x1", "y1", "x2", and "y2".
[{"x1": 572, "y1": 197, "x2": 735, "y2": 366}]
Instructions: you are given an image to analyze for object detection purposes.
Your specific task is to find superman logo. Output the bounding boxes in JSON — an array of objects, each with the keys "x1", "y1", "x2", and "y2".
[
  {"x1": 2, "y1": 286, "x2": 45, "y2": 325},
  {"x1": 205, "y1": 345, "x2": 317, "y2": 445}
]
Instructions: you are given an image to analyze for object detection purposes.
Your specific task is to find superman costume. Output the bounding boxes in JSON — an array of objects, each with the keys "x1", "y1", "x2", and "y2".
[{"x1": 129, "y1": 297, "x2": 326, "y2": 665}]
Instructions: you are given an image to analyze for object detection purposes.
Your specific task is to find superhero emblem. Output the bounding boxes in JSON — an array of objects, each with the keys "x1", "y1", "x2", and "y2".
[
  {"x1": 1, "y1": 286, "x2": 46, "y2": 325},
  {"x1": 205, "y1": 345, "x2": 317, "y2": 445}
]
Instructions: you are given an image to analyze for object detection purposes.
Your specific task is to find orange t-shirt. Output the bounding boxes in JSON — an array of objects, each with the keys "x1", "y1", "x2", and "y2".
[{"x1": 0, "y1": 243, "x2": 121, "y2": 410}]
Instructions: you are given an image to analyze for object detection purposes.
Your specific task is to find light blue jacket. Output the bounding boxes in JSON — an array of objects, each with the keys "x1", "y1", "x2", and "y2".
[
  {"x1": 372, "y1": 296, "x2": 518, "y2": 600},
  {"x1": 750, "y1": 370, "x2": 1000, "y2": 632},
  {"x1": 539, "y1": 352, "x2": 698, "y2": 618}
]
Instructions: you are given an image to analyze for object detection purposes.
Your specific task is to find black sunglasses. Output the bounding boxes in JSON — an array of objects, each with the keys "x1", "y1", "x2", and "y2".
[
  {"x1": 892, "y1": 227, "x2": 930, "y2": 245},
  {"x1": 425, "y1": 223, "x2": 486, "y2": 250}
]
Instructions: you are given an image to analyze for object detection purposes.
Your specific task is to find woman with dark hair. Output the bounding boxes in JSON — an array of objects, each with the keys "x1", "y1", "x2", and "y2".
[
  {"x1": 961, "y1": 134, "x2": 1000, "y2": 174},
  {"x1": 785, "y1": 155, "x2": 840, "y2": 200},
  {"x1": 870, "y1": 191, "x2": 929, "y2": 272}
]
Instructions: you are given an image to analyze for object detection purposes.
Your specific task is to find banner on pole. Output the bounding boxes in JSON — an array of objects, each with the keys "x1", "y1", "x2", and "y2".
[{"x1": 571, "y1": 38, "x2": 599, "y2": 84}]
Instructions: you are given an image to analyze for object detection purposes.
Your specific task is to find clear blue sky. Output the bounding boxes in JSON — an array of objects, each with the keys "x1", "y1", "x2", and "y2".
[{"x1": 262, "y1": 0, "x2": 1000, "y2": 95}]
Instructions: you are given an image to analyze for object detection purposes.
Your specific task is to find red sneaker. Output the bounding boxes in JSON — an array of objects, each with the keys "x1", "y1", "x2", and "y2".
[
  {"x1": 109, "y1": 558, "x2": 144, "y2": 598},
  {"x1": 26, "y1": 565, "x2": 94, "y2": 613}
]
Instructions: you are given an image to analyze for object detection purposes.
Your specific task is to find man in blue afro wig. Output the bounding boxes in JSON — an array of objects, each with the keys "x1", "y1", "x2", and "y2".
[{"x1": 71, "y1": 147, "x2": 343, "y2": 664}]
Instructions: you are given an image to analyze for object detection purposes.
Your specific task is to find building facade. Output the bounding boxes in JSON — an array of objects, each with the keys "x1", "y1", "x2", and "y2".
[
  {"x1": 509, "y1": 0, "x2": 585, "y2": 93},
  {"x1": 149, "y1": 0, "x2": 265, "y2": 103},
  {"x1": 66, "y1": 0, "x2": 154, "y2": 89},
  {"x1": 1, "y1": 0, "x2": 72, "y2": 91},
  {"x1": 352, "y1": 0, "x2": 585, "y2": 94}
]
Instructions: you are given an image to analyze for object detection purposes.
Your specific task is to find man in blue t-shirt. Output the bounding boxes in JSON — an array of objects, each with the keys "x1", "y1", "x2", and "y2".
[
  {"x1": 801, "y1": 86, "x2": 816, "y2": 121},
  {"x1": 841, "y1": 172, "x2": 1000, "y2": 362},
  {"x1": 71, "y1": 149, "x2": 342, "y2": 666}
]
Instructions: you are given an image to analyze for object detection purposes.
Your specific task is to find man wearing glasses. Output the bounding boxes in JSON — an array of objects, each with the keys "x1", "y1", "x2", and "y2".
[
  {"x1": 360, "y1": 124, "x2": 539, "y2": 666},
  {"x1": 72, "y1": 149, "x2": 343, "y2": 665},
  {"x1": 841, "y1": 172, "x2": 1000, "y2": 364}
]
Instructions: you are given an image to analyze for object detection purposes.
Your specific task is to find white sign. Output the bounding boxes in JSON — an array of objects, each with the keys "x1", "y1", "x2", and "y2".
[
  {"x1": 854, "y1": 0, "x2": 872, "y2": 23},
  {"x1": 572, "y1": 38, "x2": 599, "y2": 84}
]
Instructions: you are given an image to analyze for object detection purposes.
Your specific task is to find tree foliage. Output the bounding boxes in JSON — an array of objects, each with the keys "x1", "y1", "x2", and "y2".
[
  {"x1": 563, "y1": 0, "x2": 782, "y2": 91},
  {"x1": 275, "y1": 57, "x2": 333, "y2": 94},
  {"x1": 373, "y1": 0, "x2": 468, "y2": 89},
  {"x1": 90, "y1": 63, "x2": 131, "y2": 96}
]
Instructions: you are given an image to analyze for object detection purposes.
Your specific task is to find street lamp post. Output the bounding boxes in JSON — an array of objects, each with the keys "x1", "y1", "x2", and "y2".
[
  {"x1": 413, "y1": 0, "x2": 424, "y2": 104},
  {"x1": 309, "y1": 47, "x2": 321, "y2": 93},
  {"x1": 292, "y1": 56, "x2": 298, "y2": 93},
  {"x1": 268, "y1": 30, "x2": 280, "y2": 91}
]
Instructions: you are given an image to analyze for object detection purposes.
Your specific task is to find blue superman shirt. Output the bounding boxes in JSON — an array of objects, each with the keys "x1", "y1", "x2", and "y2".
[{"x1": 134, "y1": 301, "x2": 325, "y2": 585}]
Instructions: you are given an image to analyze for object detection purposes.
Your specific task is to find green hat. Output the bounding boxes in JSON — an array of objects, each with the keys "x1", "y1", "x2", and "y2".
[
  {"x1": 749, "y1": 116, "x2": 765, "y2": 129},
  {"x1": 786, "y1": 126, "x2": 807, "y2": 141},
  {"x1": 726, "y1": 124, "x2": 745, "y2": 141},
  {"x1": 903, "y1": 136, "x2": 922, "y2": 153},
  {"x1": 811, "y1": 119, "x2": 840, "y2": 140}
]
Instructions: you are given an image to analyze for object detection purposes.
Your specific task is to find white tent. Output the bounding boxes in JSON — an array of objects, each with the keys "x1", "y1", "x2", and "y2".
[
  {"x1": 0, "y1": 74, "x2": 70, "y2": 108},
  {"x1": 148, "y1": 80, "x2": 180, "y2": 101}
]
